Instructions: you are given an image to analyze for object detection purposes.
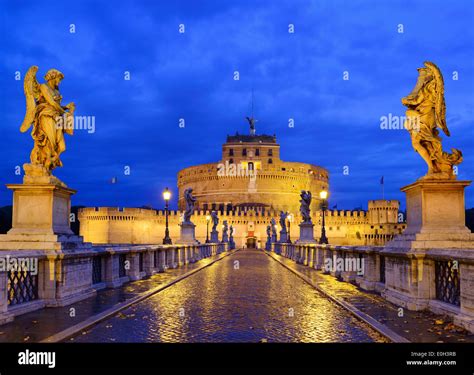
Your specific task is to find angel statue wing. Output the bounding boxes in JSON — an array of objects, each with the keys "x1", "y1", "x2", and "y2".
[
  {"x1": 425, "y1": 61, "x2": 449, "y2": 136},
  {"x1": 20, "y1": 66, "x2": 41, "y2": 133}
]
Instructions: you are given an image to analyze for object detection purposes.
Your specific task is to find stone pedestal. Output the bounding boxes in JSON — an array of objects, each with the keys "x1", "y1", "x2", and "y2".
[
  {"x1": 0, "y1": 183, "x2": 87, "y2": 251},
  {"x1": 296, "y1": 222, "x2": 316, "y2": 244},
  {"x1": 179, "y1": 222, "x2": 199, "y2": 245},
  {"x1": 279, "y1": 230, "x2": 289, "y2": 243},
  {"x1": 387, "y1": 179, "x2": 473, "y2": 250},
  {"x1": 221, "y1": 233, "x2": 229, "y2": 243},
  {"x1": 210, "y1": 230, "x2": 219, "y2": 243},
  {"x1": 382, "y1": 179, "x2": 474, "y2": 311}
]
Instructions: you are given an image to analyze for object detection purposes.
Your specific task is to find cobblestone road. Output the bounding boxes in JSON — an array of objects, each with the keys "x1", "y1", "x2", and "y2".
[{"x1": 71, "y1": 249, "x2": 387, "y2": 343}]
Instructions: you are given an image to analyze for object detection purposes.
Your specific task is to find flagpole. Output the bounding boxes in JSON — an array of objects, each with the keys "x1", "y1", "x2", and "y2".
[{"x1": 381, "y1": 176, "x2": 385, "y2": 200}]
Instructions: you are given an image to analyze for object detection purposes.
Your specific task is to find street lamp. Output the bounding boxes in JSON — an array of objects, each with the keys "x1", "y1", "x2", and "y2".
[
  {"x1": 287, "y1": 213, "x2": 294, "y2": 243},
  {"x1": 319, "y1": 190, "x2": 329, "y2": 244},
  {"x1": 162, "y1": 187, "x2": 172, "y2": 244},
  {"x1": 205, "y1": 214, "x2": 211, "y2": 243}
]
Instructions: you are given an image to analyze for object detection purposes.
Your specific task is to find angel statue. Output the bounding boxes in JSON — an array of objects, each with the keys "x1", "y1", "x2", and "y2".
[
  {"x1": 222, "y1": 220, "x2": 229, "y2": 236},
  {"x1": 20, "y1": 66, "x2": 75, "y2": 179},
  {"x1": 211, "y1": 210, "x2": 219, "y2": 231},
  {"x1": 270, "y1": 218, "x2": 277, "y2": 237},
  {"x1": 246, "y1": 116, "x2": 257, "y2": 135},
  {"x1": 299, "y1": 190, "x2": 312, "y2": 223},
  {"x1": 402, "y1": 61, "x2": 462, "y2": 180},
  {"x1": 183, "y1": 188, "x2": 197, "y2": 223},
  {"x1": 279, "y1": 211, "x2": 289, "y2": 232}
]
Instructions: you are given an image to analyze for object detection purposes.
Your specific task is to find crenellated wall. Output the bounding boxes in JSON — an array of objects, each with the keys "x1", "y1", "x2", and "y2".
[{"x1": 78, "y1": 200, "x2": 406, "y2": 247}]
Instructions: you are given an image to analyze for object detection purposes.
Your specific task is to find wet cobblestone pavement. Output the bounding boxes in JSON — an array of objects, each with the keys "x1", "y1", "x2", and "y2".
[
  {"x1": 71, "y1": 249, "x2": 387, "y2": 343},
  {"x1": 268, "y1": 251, "x2": 474, "y2": 343},
  {"x1": 0, "y1": 253, "x2": 227, "y2": 343}
]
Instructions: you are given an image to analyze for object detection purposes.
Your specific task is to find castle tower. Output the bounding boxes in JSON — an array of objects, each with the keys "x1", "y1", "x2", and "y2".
[
  {"x1": 367, "y1": 200, "x2": 400, "y2": 225},
  {"x1": 177, "y1": 119, "x2": 329, "y2": 213}
]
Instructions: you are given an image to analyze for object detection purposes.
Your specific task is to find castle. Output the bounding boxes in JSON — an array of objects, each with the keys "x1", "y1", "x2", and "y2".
[{"x1": 79, "y1": 119, "x2": 406, "y2": 247}]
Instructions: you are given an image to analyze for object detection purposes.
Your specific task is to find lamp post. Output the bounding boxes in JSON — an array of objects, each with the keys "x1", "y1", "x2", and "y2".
[
  {"x1": 319, "y1": 190, "x2": 329, "y2": 244},
  {"x1": 287, "y1": 213, "x2": 294, "y2": 243},
  {"x1": 162, "y1": 187, "x2": 172, "y2": 245},
  {"x1": 205, "y1": 214, "x2": 211, "y2": 243}
]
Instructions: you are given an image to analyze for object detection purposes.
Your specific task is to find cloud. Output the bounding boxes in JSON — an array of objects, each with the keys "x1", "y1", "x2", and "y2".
[{"x1": 1, "y1": 0, "x2": 473, "y2": 209}]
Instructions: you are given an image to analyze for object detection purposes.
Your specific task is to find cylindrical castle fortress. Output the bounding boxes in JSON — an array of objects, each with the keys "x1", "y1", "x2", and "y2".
[{"x1": 177, "y1": 130, "x2": 329, "y2": 214}]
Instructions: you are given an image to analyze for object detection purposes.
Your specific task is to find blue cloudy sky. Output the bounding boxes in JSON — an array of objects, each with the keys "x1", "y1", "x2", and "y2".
[{"x1": 1, "y1": 0, "x2": 473, "y2": 210}]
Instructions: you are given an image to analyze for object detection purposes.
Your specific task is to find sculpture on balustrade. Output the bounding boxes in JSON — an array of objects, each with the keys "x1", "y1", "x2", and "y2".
[
  {"x1": 211, "y1": 210, "x2": 219, "y2": 231},
  {"x1": 270, "y1": 218, "x2": 277, "y2": 241},
  {"x1": 20, "y1": 66, "x2": 76, "y2": 185},
  {"x1": 265, "y1": 224, "x2": 272, "y2": 250},
  {"x1": 222, "y1": 220, "x2": 229, "y2": 243},
  {"x1": 229, "y1": 225, "x2": 235, "y2": 249},
  {"x1": 279, "y1": 211, "x2": 289, "y2": 233},
  {"x1": 402, "y1": 61, "x2": 462, "y2": 180},
  {"x1": 183, "y1": 188, "x2": 197, "y2": 223},
  {"x1": 299, "y1": 190, "x2": 312, "y2": 223}
]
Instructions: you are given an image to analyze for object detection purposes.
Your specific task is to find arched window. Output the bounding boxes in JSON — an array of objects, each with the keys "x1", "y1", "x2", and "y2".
[
  {"x1": 268, "y1": 158, "x2": 273, "y2": 164},
  {"x1": 248, "y1": 162, "x2": 254, "y2": 170}
]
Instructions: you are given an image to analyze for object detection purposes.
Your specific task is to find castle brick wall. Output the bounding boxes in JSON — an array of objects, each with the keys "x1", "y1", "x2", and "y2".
[{"x1": 79, "y1": 203, "x2": 406, "y2": 247}]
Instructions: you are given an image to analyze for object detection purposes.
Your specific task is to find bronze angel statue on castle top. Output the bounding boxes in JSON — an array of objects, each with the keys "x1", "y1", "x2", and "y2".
[
  {"x1": 402, "y1": 61, "x2": 462, "y2": 180},
  {"x1": 20, "y1": 66, "x2": 75, "y2": 176}
]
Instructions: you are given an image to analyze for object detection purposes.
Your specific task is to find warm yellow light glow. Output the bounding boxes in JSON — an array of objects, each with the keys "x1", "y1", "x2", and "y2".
[
  {"x1": 288, "y1": 213, "x2": 294, "y2": 222},
  {"x1": 206, "y1": 215, "x2": 211, "y2": 222},
  {"x1": 163, "y1": 187, "x2": 171, "y2": 201},
  {"x1": 319, "y1": 190, "x2": 328, "y2": 200}
]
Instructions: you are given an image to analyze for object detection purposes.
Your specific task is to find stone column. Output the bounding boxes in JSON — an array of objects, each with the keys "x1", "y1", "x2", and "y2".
[
  {"x1": 457, "y1": 261, "x2": 474, "y2": 332},
  {"x1": 38, "y1": 256, "x2": 57, "y2": 304},
  {"x1": 178, "y1": 246, "x2": 185, "y2": 266},
  {"x1": 306, "y1": 246, "x2": 313, "y2": 266},
  {"x1": 127, "y1": 253, "x2": 141, "y2": 281},
  {"x1": 104, "y1": 252, "x2": 120, "y2": 287},
  {"x1": 144, "y1": 250, "x2": 154, "y2": 275},
  {"x1": 0, "y1": 271, "x2": 13, "y2": 324},
  {"x1": 355, "y1": 249, "x2": 379, "y2": 291},
  {"x1": 157, "y1": 249, "x2": 165, "y2": 272},
  {"x1": 340, "y1": 250, "x2": 358, "y2": 282}
]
